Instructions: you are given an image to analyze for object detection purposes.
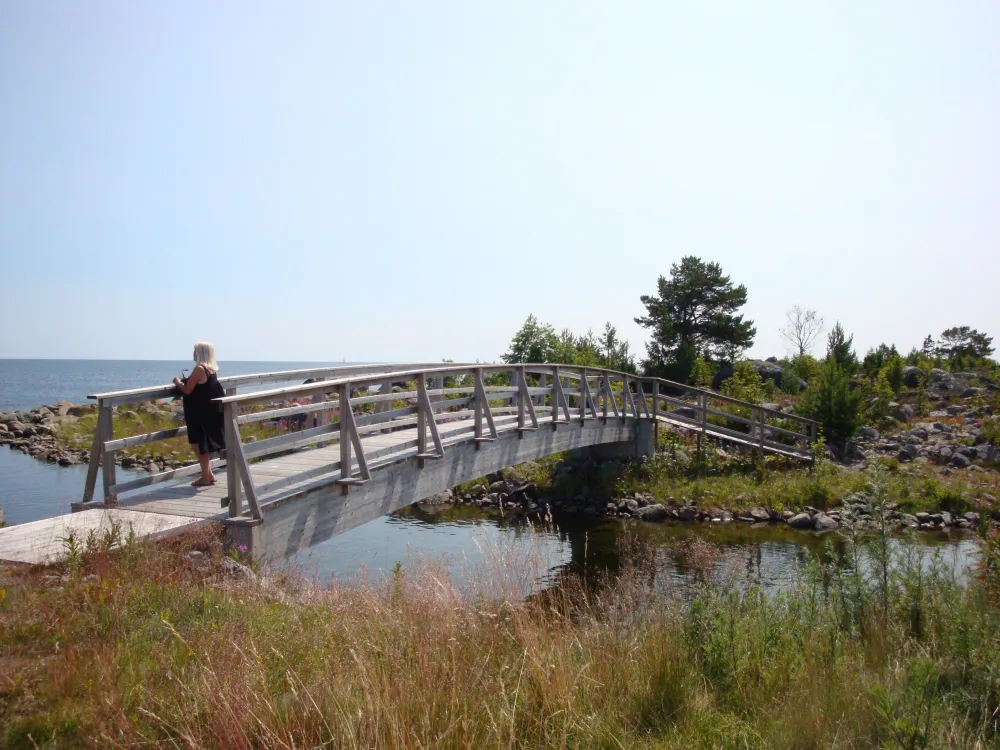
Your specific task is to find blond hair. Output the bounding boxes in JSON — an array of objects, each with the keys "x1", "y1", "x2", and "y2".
[{"x1": 193, "y1": 342, "x2": 218, "y2": 373}]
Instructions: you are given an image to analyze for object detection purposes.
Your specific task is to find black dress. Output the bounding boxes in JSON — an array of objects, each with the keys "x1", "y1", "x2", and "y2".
[{"x1": 182, "y1": 369, "x2": 226, "y2": 455}]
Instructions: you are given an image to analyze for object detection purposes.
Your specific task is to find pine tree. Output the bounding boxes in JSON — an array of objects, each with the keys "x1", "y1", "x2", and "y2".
[{"x1": 826, "y1": 321, "x2": 858, "y2": 374}]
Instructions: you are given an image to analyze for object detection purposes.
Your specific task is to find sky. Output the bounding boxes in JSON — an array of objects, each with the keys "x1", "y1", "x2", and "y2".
[{"x1": 1, "y1": 2, "x2": 998, "y2": 364}]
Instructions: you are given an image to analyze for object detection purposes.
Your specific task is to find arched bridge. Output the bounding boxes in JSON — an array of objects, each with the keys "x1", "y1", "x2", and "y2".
[{"x1": 3, "y1": 363, "x2": 818, "y2": 564}]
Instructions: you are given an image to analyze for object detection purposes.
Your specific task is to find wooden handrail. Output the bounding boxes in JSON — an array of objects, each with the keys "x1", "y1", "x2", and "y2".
[
  {"x1": 87, "y1": 362, "x2": 476, "y2": 405},
  {"x1": 81, "y1": 361, "x2": 819, "y2": 515}
]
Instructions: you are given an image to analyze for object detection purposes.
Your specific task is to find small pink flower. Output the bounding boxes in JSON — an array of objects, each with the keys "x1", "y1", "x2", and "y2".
[{"x1": 988, "y1": 527, "x2": 998, "y2": 540}]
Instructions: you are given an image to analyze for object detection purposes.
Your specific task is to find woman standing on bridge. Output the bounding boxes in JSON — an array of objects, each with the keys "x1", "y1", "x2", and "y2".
[{"x1": 172, "y1": 342, "x2": 226, "y2": 486}]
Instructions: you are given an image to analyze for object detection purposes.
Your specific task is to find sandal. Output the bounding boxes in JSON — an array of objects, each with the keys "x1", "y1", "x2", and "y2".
[{"x1": 191, "y1": 478, "x2": 217, "y2": 487}]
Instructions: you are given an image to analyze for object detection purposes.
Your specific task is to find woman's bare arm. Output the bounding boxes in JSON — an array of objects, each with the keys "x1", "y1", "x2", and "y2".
[{"x1": 173, "y1": 365, "x2": 207, "y2": 395}]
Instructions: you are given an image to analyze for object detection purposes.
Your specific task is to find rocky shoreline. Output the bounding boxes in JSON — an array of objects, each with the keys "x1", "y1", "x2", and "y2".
[
  {"x1": 416, "y1": 468, "x2": 997, "y2": 533},
  {"x1": 0, "y1": 399, "x2": 197, "y2": 472}
]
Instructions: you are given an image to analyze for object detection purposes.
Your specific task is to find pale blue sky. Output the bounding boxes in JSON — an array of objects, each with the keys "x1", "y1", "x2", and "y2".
[{"x1": 2, "y1": 2, "x2": 998, "y2": 363}]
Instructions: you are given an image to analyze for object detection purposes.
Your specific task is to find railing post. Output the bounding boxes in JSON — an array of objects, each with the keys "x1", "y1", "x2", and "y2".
[
  {"x1": 99, "y1": 403, "x2": 117, "y2": 505},
  {"x1": 339, "y1": 383, "x2": 352, "y2": 480},
  {"x1": 224, "y1": 401, "x2": 243, "y2": 517},
  {"x1": 551, "y1": 365, "x2": 560, "y2": 426},
  {"x1": 474, "y1": 368, "x2": 484, "y2": 442},
  {"x1": 81, "y1": 398, "x2": 105, "y2": 505},
  {"x1": 416, "y1": 372, "x2": 427, "y2": 456},
  {"x1": 514, "y1": 367, "x2": 525, "y2": 431},
  {"x1": 758, "y1": 407, "x2": 765, "y2": 451},
  {"x1": 652, "y1": 380, "x2": 659, "y2": 447},
  {"x1": 536, "y1": 373, "x2": 547, "y2": 407},
  {"x1": 312, "y1": 378, "x2": 327, "y2": 427}
]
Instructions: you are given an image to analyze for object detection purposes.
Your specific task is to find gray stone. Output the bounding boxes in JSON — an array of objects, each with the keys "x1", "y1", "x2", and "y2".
[
  {"x1": 896, "y1": 404, "x2": 916, "y2": 421},
  {"x1": 748, "y1": 507, "x2": 771, "y2": 522},
  {"x1": 422, "y1": 490, "x2": 453, "y2": 505},
  {"x1": 488, "y1": 480, "x2": 510, "y2": 495},
  {"x1": 788, "y1": 512, "x2": 814, "y2": 530},
  {"x1": 859, "y1": 426, "x2": 880, "y2": 440},
  {"x1": 950, "y1": 453, "x2": 971, "y2": 469},
  {"x1": 813, "y1": 513, "x2": 839, "y2": 531},
  {"x1": 220, "y1": 556, "x2": 258, "y2": 583},
  {"x1": 187, "y1": 550, "x2": 211, "y2": 572},
  {"x1": 902, "y1": 366, "x2": 922, "y2": 388},
  {"x1": 635, "y1": 504, "x2": 669, "y2": 522},
  {"x1": 677, "y1": 506, "x2": 698, "y2": 522},
  {"x1": 898, "y1": 444, "x2": 920, "y2": 461},
  {"x1": 963, "y1": 511, "x2": 981, "y2": 524}
]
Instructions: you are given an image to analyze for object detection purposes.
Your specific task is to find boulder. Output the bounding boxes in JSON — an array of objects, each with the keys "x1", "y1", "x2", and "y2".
[
  {"x1": 677, "y1": 506, "x2": 698, "y2": 522},
  {"x1": 488, "y1": 480, "x2": 510, "y2": 495},
  {"x1": 895, "y1": 404, "x2": 916, "y2": 422},
  {"x1": 788, "y1": 512, "x2": 814, "y2": 530},
  {"x1": 898, "y1": 444, "x2": 920, "y2": 462},
  {"x1": 422, "y1": 490, "x2": 453, "y2": 505},
  {"x1": 813, "y1": 513, "x2": 839, "y2": 531},
  {"x1": 950, "y1": 453, "x2": 971, "y2": 469},
  {"x1": 902, "y1": 367, "x2": 922, "y2": 388},
  {"x1": 635, "y1": 504, "x2": 669, "y2": 522},
  {"x1": 748, "y1": 507, "x2": 771, "y2": 523}
]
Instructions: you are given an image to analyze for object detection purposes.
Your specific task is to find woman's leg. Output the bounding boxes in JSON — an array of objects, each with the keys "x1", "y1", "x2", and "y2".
[{"x1": 198, "y1": 449, "x2": 215, "y2": 483}]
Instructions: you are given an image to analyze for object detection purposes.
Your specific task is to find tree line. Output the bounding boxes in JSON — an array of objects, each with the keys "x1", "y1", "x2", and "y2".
[{"x1": 502, "y1": 256, "x2": 995, "y2": 451}]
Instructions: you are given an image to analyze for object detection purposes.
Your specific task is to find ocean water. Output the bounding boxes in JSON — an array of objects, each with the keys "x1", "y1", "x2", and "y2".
[{"x1": 0, "y1": 358, "x2": 348, "y2": 413}]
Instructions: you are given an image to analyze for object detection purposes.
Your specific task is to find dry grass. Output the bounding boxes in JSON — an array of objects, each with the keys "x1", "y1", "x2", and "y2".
[{"x1": 1, "y1": 521, "x2": 998, "y2": 749}]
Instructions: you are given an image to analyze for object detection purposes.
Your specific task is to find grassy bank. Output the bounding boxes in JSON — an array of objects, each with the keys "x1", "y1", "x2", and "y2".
[{"x1": 2, "y1": 513, "x2": 998, "y2": 748}]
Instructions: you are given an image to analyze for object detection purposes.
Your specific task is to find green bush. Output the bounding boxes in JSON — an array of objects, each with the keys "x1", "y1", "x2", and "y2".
[{"x1": 803, "y1": 358, "x2": 862, "y2": 448}]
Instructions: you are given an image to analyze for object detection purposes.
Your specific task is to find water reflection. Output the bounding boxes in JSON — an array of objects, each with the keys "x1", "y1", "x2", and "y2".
[{"x1": 277, "y1": 505, "x2": 980, "y2": 600}]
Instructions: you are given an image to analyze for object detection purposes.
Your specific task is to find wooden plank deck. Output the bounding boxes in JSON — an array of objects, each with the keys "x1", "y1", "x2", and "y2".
[{"x1": 0, "y1": 509, "x2": 206, "y2": 564}]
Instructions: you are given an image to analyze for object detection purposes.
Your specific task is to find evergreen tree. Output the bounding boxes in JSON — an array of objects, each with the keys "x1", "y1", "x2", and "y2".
[
  {"x1": 635, "y1": 256, "x2": 755, "y2": 382},
  {"x1": 826, "y1": 321, "x2": 858, "y2": 374},
  {"x1": 804, "y1": 358, "x2": 862, "y2": 449}
]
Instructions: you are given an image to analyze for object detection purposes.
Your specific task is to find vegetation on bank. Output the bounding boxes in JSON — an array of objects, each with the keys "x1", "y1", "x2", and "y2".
[{"x1": 1, "y1": 494, "x2": 999, "y2": 749}]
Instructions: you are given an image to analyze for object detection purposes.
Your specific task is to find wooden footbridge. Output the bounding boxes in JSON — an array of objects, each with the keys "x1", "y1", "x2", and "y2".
[{"x1": 0, "y1": 363, "x2": 817, "y2": 564}]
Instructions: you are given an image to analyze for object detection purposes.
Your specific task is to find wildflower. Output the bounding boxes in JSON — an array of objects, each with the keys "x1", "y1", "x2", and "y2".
[
  {"x1": 988, "y1": 527, "x2": 998, "y2": 540},
  {"x1": 238, "y1": 544, "x2": 248, "y2": 553}
]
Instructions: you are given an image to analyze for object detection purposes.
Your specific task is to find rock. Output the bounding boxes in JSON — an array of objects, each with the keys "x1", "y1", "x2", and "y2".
[
  {"x1": 422, "y1": 490, "x2": 453, "y2": 505},
  {"x1": 57, "y1": 455, "x2": 76, "y2": 466},
  {"x1": 901, "y1": 514, "x2": 919, "y2": 528},
  {"x1": 635, "y1": 504, "x2": 669, "y2": 522},
  {"x1": 950, "y1": 453, "x2": 971, "y2": 469},
  {"x1": 964, "y1": 512, "x2": 981, "y2": 524},
  {"x1": 677, "y1": 506, "x2": 698, "y2": 522},
  {"x1": 788, "y1": 512, "x2": 814, "y2": 530},
  {"x1": 859, "y1": 426, "x2": 880, "y2": 441},
  {"x1": 220, "y1": 556, "x2": 258, "y2": 583},
  {"x1": 898, "y1": 444, "x2": 920, "y2": 462},
  {"x1": 488, "y1": 480, "x2": 510, "y2": 495},
  {"x1": 902, "y1": 366, "x2": 922, "y2": 388},
  {"x1": 813, "y1": 513, "x2": 839, "y2": 531},
  {"x1": 896, "y1": 404, "x2": 916, "y2": 422},
  {"x1": 748, "y1": 507, "x2": 771, "y2": 523},
  {"x1": 187, "y1": 550, "x2": 211, "y2": 572}
]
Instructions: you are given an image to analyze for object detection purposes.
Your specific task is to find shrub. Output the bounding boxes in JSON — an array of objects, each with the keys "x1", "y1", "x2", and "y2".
[
  {"x1": 721, "y1": 360, "x2": 764, "y2": 404},
  {"x1": 803, "y1": 358, "x2": 862, "y2": 449}
]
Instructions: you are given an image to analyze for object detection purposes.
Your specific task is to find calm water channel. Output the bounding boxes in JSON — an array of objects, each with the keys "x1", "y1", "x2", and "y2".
[{"x1": 0, "y1": 359, "x2": 980, "y2": 595}]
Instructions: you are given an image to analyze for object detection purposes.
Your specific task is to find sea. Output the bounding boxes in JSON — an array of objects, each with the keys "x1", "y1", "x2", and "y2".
[{"x1": 0, "y1": 359, "x2": 977, "y2": 593}]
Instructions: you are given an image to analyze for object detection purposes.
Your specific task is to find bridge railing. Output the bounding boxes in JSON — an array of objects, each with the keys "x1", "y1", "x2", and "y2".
[
  {"x1": 78, "y1": 362, "x2": 819, "y2": 520},
  {"x1": 77, "y1": 363, "x2": 473, "y2": 508}
]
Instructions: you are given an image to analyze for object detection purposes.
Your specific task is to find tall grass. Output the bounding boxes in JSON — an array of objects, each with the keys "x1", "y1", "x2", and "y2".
[{"x1": 1, "y1": 516, "x2": 998, "y2": 748}]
